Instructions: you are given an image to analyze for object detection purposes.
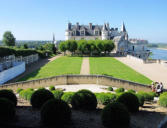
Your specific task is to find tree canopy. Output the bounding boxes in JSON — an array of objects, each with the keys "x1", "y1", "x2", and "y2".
[{"x1": 2, "y1": 31, "x2": 16, "y2": 46}]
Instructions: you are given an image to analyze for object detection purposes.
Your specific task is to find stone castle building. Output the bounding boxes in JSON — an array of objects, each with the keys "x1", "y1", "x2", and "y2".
[{"x1": 65, "y1": 22, "x2": 150, "y2": 59}]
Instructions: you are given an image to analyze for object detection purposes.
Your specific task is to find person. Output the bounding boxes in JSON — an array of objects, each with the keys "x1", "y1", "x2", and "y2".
[
  {"x1": 160, "y1": 82, "x2": 164, "y2": 93},
  {"x1": 156, "y1": 82, "x2": 162, "y2": 96},
  {"x1": 151, "y1": 82, "x2": 156, "y2": 92}
]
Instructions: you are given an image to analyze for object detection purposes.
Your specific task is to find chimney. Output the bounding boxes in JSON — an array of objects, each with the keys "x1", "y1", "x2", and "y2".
[
  {"x1": 89, "y1": 23, "x2": 92, "y2": 29},
  {"x1": 76, "y1": 22, "x2": 79, "y2": 29},
  {"x1": 68, "y1": 22, "x2": 71, "y2": 30}
]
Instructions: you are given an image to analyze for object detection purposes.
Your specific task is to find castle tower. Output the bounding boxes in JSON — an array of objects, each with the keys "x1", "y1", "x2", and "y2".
[
  {"x1": 102, "y1": 23, "x2": 109, "y2": 40},
  {"x1": 65, "y1": 22, "x2": 71, "y2": 40},
  {"x1": 121, "y1": 22, "x2": 126, "y2": 32}
]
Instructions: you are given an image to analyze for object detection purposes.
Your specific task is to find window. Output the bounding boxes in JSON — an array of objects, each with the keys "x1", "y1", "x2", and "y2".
[
  {"x1": 80, "y1": 31, "x2": 84, "y2": 36},
  {"x1": 95, "y1": 31, "x2": 99, "y2": 36}
]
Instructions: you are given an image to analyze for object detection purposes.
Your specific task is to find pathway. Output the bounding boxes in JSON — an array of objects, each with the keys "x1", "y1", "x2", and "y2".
[
  {"x1": 80, "y1": 57, "x2": 90, "y2": 75},
  {"x1": 7, "y1": 55, "x2": 62, "y2": 83},
  {"x1": 115, "y1": 57, "x2": 167, "y2": 88}
]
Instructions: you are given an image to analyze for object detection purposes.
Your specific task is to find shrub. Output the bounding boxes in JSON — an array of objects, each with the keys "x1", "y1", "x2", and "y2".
[
  {"x1": 101, "y1": 102, "x2": 130, "y2": 128},
  {"x1": 49, "y1": 86, "x2": 55, "y2": 91},
  {"x1": 0, "y1": 98, "x2": 16, "y2": 121},
  {"x1": 107, "y1": 86, "x2": 113, "y2": 91},
  {"x1": 71, "y1": 89, "x2": 97, "y2": 110},
  {"x1": 159, "y1": 92, "x2": 167, "y2": 107},
  {"x1": 16, "y1": 88, "x2": 23, "y2": 93},
  {"x1": 41, "y1": 99, "x2": 71, "y2": 126},
  {"x1": 19, "y1": 89, "x2": 34, "y2": 101},
  {"x1": 137, "y1": 91, "x2": 154, "y2": 101},
  {"x1": 52, "y1": 90, "x2": 64, "y2": 99},
  {"x1": 38, "y1": 87, "x2": 45, "y2": 90},
  {"x1": 136, "y1": 94, "x2": 144, "y2": 106},
  {"x1": 117, "y1": 92, "x2": 139, "y2": 113},
  {"x1": 0, "y1": 89, "x2": 17, "y2": 106},
  {"x1": 96, "y1": 93, "x2": 116, "y2": 105},
  {"x1": 30, "y1": 89, "x2": 54, "y2": 109},
  {"x1": 127, "y1": 89, "x2": 136, "y2": 94},
  {"x1": 115, "y1": 87, "x2": 125, "y2": 93},
  {"x1": 61, "y1": 92, "x2": 74, "y2": 104}
]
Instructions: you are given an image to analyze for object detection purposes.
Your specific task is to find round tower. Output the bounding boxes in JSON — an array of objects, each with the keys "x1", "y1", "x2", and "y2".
[{"x1": 102, "y1": 23, "x2": 109, "y2": 40}]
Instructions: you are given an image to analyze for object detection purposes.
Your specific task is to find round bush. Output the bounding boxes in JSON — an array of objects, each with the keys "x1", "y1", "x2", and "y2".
[
  {"x1": 115, "y1": 88, "x2": 125, "y2": 93},
  {"x1": 19, "y1": 89, "x2": 34, "y2": 101},
  {"x1": 0, "y1": 98, "x2": 15, "y2": 121},
  {"x1": 101, "y1": 102, "x2": 130, "y2": 128},
  {"x1": 136, "y1": 94, "x2": 144, "y2": 106},
  {"x1": 71, "y1": 89, "x2": 97, "y2": 110},
  {"x1": 159, "y1": 92, "x2": 167, "y2": 107},
  {"x1": 107, "y1": 86, "x2": 113, "y2": 91},
  {"x1": 117, "y1": 92, "x2": 139, "y2": 113},
  {"x1": 16, "y1": 88, "x2": 23, "y2": 93},
  {"x1": 41, "y1": 99, "x2": 71, "y2": 126},
  {"x1": 30, "y1": 89, "x2": 54, "y2": 109},
  {"x1": 49, "y1": 86, "x2": 55, "y2": 91},
  {"x1": 127, "y1": 89, "x2": 136, "y2": 94},
  {"x1": 0, "y1": 89, "x2": 17, "y2": 106},
  {"x1": 52, "y1": 90, "x2": 64, "y2": 99},
  {"x1": 96, "y1": 93, "x2": 116, "y2": 105},
  {"x1": 61, "y1": 92, "x2": 74, "y2": 104}
]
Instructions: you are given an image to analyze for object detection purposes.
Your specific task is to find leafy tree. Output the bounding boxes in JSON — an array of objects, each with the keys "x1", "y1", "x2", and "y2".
[
  {"x1": 87, "y1": 40, "x2": 96, "y2": 56},
  {"x1": 23, "y1": 44, "x2": 28, "y2": 49},
  {"x1": 96, "y1": 40, "x2": 104, "y2": 55},
  {"x1": 104, "y1": 40, "x2": 115, "y2": 55},
  {"x1": 59, "y1": 42, "x2": 67, "y2": 55},
  {"x1": 66, "y1": 40, "x2": 77, "y2": 55},
  {"x1": 43, "y1": 43, "x2": 57, "y2": 54},
  {"x1": 78, "y1": 40, "x2": 88, "y2": 55},
  {"x1": 2, "y1": 31, "x2": 16, "y2": 46}
]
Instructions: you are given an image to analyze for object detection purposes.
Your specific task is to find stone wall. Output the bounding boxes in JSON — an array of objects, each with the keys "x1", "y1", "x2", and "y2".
[{"x1": 0, "y1": 75, "x2": 151, "y2": 92}]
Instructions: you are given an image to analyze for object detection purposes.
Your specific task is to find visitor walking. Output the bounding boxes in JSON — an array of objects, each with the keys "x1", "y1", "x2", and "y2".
[{"x1": 156, "y1": 82, "x2": 163, "y2": 96}]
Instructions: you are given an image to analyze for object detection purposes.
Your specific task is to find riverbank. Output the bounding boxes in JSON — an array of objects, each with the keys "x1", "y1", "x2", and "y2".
[{"x1": 156, "y1": 48, "x2": 167, "y2": 50}]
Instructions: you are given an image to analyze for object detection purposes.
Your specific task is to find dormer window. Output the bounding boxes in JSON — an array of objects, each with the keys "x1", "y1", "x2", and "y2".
[
  {"x1": 95, "y1": 31, "x2": 99, "y2": 36},
  {"x1": 80, "y1": 31, "x2": 85, "y2": 36}
]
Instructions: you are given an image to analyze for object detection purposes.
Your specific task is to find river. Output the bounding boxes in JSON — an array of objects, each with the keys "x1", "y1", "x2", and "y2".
[{"x1": 149, "y1": 48, "x2": 167, "y2": 60}]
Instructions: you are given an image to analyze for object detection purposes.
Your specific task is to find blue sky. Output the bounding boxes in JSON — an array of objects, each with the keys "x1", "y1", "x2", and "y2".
[{"x1": 0, "y1": 0, "x2": 167, "y2": 43}]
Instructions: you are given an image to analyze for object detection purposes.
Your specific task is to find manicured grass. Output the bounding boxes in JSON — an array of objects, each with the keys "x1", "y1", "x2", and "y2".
[
  {"x1": 90, "y1": 57, "x2": 152, "y2": 85},
  {"x1": 19, "y1": 56, "x2": 82, "y2": 81}
]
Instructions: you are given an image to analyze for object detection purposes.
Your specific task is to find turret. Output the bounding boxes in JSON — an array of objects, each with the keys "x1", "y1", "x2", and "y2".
[
  {"x1": 121, "y1": 22, "x2": 126, "y2": 32},
  {"x1": 102, "y1": 23, "x2": 109, "y2": 40}
]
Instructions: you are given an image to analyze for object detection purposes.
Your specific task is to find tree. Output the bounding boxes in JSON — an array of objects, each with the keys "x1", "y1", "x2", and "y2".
[
  {"x1": 87, "y1": 40, "x2": 96, "y2": 56},
  {"x1": 23, "y1": 44, "x2": 28, "y2": 49},
  {"x1": 66, "y1": 40, "x2": 77, "y2": 55},
  {"x1": 2, "y1": 31, "x2": 16, "y2": 46},
  {"x1": 78, "y1": 40, "x2": 88, "y2": 55},
  {"x1": 59, "y1": 42, "x2": 67, "y2": 55},
  {"x1": 96, "y1": 40, "x2": 104, "y2": 56},
  {"x1": 43, "y1": 43, "x2": 57, "y2": 54}
]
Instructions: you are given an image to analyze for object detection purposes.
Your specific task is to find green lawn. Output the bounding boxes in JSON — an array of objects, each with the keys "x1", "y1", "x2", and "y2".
[
  {"x1": 90, "y1": 57, "x2": 152, "y2": 85},
  {"x1": 19, "y1": 56, "x2": 82, "y2": 81}
]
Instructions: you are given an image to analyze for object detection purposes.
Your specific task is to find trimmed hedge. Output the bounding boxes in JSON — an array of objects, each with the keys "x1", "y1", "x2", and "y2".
[
  {"x1": 159, "y1": 92, "x2": 167, "y2": 107},
  {"x1": 0, "y1": 98, "x2": 16, "y2": 121},
  {"x1": 115, "y1": 88, "x2": 125, "y2": 93},
  {"x1": 107, "y1": 86, "x2": 113, "y2": 91},
  {"x1": 71, "y1": 89, "x2": 97, "y2": 110},
  {"x1": 52, "y1": 90, "x2": 64, "y2": 99},
  {"x1": 30, "y1": 89, "x2": 54, "y2": 109},
  {"x1": 49, "y1": 86, "x2": 55, "y2": 91},
  {"x1": 0, "y1": 89, "x2": 17, "y2": 106},
  {"x1": 136, "y1": 94, "x2": 144, "y2": 107},
  {"x1": 96, "y1": 93, "x2": 116, "y2": 105},
  {"x1": 137, "y1": 91, "x2": 155, "y2": 101},
  {"x1": 19, "y1": 89, "x2": 34, "y2": 101},
  {"x1": 16, "y1": 88, "x2": 23, "y2": 93},
  {"x1": 101, "y1": 102, "x2": 130, "y2": 128},
  {"x1": 41, "y1": 99, "x2": 71, "y2": 126},
  {"x1": 127, "y1": 89, "x2": 136, "y2": 94},
  {"x1": 117, "y1": 92, "x2": 139, "y2": 113},
  {"x1": 61, "y1": 92, "x2": 74, "y2": 104}
]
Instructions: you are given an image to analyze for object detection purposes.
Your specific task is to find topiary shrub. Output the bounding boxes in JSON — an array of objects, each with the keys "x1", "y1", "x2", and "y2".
[
  {"x1": 49, "y1": 86, "x2": 55, "y2": 91},
  {"x1": 37, "y1": 87, "x2": 45, "y2": 90},
  {"x1": 0, "y1": 98, "x2": 15, "y2": 121},
  {"x1": 127, "y1": 89, "x2": 136, "y2": 94},
  {"x1": 30, "y1": 89, "x2": 54, "y2": 109},
  {"x1": 41, "y1": 99, "x2": 71, "y2": 126},
  {"x1": 159, "y1": 92, "x2": 167, "y2": 107},
  {"x1": 101, "y1": 102, "x2": 130, "y2": 128},
  {"x1": 61, "y1": 92, "x2": 74, "y2": 104},
  {"x1": 96, "y1": 93, "x2": 116, "y2": 105},
  {"x1": 137, "y1": 91, "x2": 154, "y2": 101},
  {"x1": 136, "y1": 94, "x2": 144, "y2": 107},
  {"x1": 0, "y1": 89, "x2": 17, "y2": 106},
  {"x1": 52, "y1": 90, "x2": 64, "y2": 99},
  {"x1": 19, "y1": 89, "x2": 34, "y2": 101},
  {"x1": 115, "y1": 87, "x2": 125, "y2": 93},
  {"x1": 71, "y1": 89, "x2": 97, "y2": 110},
  {"x1": 107, "y1": 86, "x2": 113, "y2": 91},
  {"x1": 16, "y1": 88, "x2": 23, "y2": 93},
  {"x1": 117, "y1": 92, "x2": 139, "y2": 113}
]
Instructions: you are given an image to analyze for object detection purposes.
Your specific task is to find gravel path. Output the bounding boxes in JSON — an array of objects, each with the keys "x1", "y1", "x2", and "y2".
[
  {"x1": 7, "y1": 55, "x2": 62, "y2": 83},
  {"x1": 80, "y1": 57, "x2": 90, "y2": 75},
  {"x1": 115, "y1": 57, "x2": 167, "y2": 88}
]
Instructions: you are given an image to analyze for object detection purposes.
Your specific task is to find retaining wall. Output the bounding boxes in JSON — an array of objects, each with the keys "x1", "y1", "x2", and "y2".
[{"x1": 0, "y1": 75, "x2": 151, "y2": 92}]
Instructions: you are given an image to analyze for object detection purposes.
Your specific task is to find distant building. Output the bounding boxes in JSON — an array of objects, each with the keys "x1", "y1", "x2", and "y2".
[{"x1": 65, "y1": 22, "x2": 150, "y2": 59}]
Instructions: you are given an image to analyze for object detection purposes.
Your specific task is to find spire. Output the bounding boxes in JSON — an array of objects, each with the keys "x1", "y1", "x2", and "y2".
[
  {"x1": 121, "y1": 22, "x2": 126, "y2": 32},
  {"x1": 102, "y1": 23, "x2": 107, "y2": 31},
  {"x1": 53, "y1": 33, "x2": 55, "y2": 44}
]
